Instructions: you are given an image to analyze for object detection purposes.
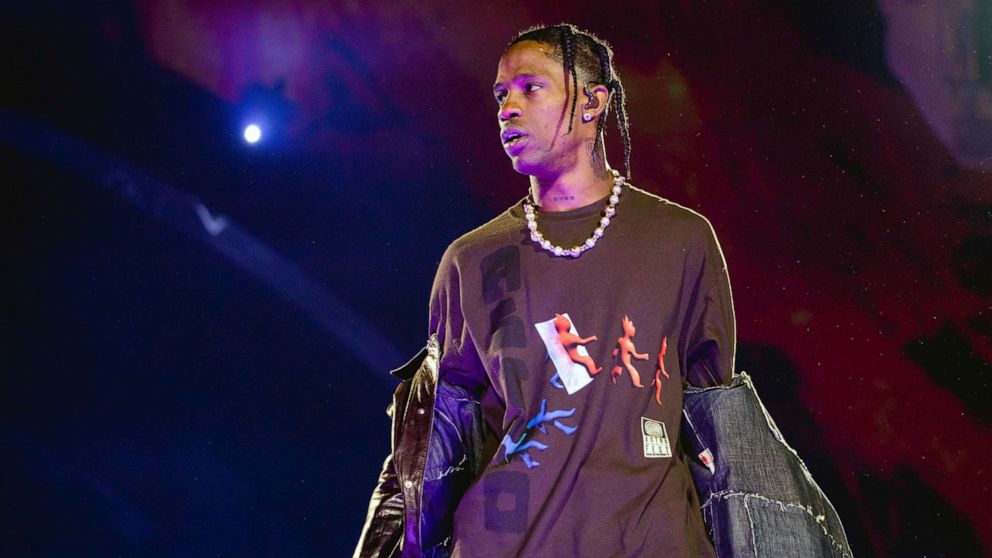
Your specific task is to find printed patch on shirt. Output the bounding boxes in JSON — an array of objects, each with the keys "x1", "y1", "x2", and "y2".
[
  {"x1": 534, "y1": 313, "x2": 601, "y2": 394},
  {"x1": 641, "y1": 417, "x2": 672, "y2": 458}
]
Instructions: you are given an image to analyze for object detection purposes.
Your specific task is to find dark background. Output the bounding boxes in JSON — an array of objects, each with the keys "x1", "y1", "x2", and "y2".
[{"x1": 2, "y1": 1, "x2": 990, "y2": 556}]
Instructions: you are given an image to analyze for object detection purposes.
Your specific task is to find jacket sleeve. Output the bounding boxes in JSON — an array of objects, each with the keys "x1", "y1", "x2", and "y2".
[
  {"x1": 682, "y1": 218, "x2": 737, "y2": 387},
  {"x1": 353, "y1": 404, "x2": 404, "y2": 558}
]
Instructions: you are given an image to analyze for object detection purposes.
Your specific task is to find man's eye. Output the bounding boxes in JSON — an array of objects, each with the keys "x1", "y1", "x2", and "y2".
[
  {"x1": 525, "y1": 83, "x2": 543, "y2": 93},
  {"x1": 494, "y1": 91, "x2": 507, "y2": 103}
]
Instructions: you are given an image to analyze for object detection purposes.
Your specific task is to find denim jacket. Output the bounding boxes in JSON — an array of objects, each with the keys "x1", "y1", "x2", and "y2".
[
  {"x1": 354, "y1": 335, "x2": 853, "y2": 557},
  {"x1": 682, "y1": 373, "x2": 852, "y2": 557}
]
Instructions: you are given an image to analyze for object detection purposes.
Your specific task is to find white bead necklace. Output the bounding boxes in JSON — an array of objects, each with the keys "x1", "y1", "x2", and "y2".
[{"x1": 523, "y1": 169, "x2": 626, "y2": 258}]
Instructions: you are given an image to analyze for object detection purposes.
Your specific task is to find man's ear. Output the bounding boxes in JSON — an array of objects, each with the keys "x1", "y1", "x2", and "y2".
[{"x1": 583, "y1": 83, "x2": 610, "y2": 119}]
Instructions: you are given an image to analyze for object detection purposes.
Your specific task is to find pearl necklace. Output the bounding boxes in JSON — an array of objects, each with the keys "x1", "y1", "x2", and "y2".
[{"x1": 523, "y1": 169, "x2": 626, "y2": 258}]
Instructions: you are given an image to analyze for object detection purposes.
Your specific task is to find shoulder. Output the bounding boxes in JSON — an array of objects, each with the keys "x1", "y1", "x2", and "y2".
[
  {"x1": 439, "y1": 205, "x2": 522, "y2": 268},
  {"x1": 623, "y1": 185, "x2": 720, "y2": 246},
  {"x1": 429, "y1": 205, "x2": 521, "y2": 323},
  {"x1": 432, "y1": 204, "x2": 521, "y2": 288}
]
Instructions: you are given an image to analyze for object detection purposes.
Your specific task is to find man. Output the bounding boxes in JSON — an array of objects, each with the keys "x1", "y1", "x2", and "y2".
[{"x1": 357, "y1": 23, "x2": 736, "y2": 557}]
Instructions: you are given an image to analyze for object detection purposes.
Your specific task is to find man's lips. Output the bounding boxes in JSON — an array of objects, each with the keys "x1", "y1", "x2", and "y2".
[
  {"x1": 501, "y1": 129, "x2": 529, "y2": 153},
  {"x1": 501, "y1": 128, "x2": 528, "y2": 145}
]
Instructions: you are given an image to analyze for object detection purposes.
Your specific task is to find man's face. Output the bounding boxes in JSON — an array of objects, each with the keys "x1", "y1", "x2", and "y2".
[{"x1": 493, "y1": 40, "x2": 587, "y2": 177}]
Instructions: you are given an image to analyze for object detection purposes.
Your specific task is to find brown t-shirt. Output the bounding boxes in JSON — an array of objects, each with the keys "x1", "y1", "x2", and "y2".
[{"x1": 428, "y1": 185, "x2": 736, "y2": 558}]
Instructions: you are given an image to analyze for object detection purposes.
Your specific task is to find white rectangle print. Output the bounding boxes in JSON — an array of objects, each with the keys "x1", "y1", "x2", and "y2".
[{"x1": 534, "y1": 313, "x2": 595, "y2": 395}]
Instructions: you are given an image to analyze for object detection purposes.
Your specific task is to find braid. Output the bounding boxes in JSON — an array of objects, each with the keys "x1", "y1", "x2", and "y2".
[
  {"x1": 559, "y1": 26, "x2": 579, "y2": 135},
  {"x1": 612, "y1": 82, "x2": 632, "y2": 180},
  {"x1": 593, "y1": 43, "x2": 611, "y2": 164},
  {"x1": 507, "y1": 23, "x2": 633, "y2": 179}
]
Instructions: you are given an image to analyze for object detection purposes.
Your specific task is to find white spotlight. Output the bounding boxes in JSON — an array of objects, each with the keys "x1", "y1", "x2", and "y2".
[{"x1": 243, "y1": 124, "x2": 262, "y2": 144}]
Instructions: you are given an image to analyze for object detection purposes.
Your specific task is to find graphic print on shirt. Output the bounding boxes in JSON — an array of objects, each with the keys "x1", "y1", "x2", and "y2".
[
  {"x1": 641, "y1": 417, "x2": 672, "y2": 458},
  {"x1": 651, "y1": 336, "x2": 671, "y2": 405},
  {"x1": 500, "y1": 399, "x2": 577, "y2": 469},
  {"x1": 480, "y1": 246, "x2": 525, "y2": 352},
  {"x1": 611, "y1": 314, "x2": 649, "y2": 387},
  {"x1": 534, "y1": 312, "x2": 599, "y2": 394},
  {"x1": 483, "y1": 471, "x2": 530, "y2": 533}
]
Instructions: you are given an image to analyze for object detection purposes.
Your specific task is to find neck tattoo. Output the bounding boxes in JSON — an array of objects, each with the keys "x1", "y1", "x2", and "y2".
[{"x1": 523, "y1": 169, "x2": 627, "y2": 258}]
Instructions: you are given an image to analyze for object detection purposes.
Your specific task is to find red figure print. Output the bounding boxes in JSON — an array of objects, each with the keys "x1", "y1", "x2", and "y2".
[
  {"x1": 611, "y1": 314, "x2": 649, "y2": 388},
  {"x1": 553, "y1": 313, "x2": 602, "y2": 376},
  {"x1": 651, "y1": 336, "x2": 671, "y2": 405}
]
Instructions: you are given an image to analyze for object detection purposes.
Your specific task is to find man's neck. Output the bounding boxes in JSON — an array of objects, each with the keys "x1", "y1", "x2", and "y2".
[{"x1": 530, "y1": 163, "x2": 615, "y2": 212}]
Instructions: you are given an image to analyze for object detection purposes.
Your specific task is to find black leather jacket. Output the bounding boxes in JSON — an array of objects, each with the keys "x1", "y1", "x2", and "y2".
[
  {"x1": 354, "y1": 335, "x2": 486, "y2": 558},
  {"x1": 354, "y1": 335, "x2": 853, "y2": 558}
]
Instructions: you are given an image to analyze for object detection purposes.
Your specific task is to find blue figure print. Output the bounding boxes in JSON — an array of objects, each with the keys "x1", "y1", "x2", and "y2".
[
  {"x1": 526, "y1": 399, "x2": 577, "y2": 435},
  {"x1": 553, "y1": 419, "x2": 577, "y2": 435},
  {"x1": 501, "y1": 432, "x2": 548, "y2": 469},
  {"x1": 501, "y1": 399, "x2": 578, "y2": 469},
  {"x1": 545, "y1": 352, "x2": 565, "y2": 389}
]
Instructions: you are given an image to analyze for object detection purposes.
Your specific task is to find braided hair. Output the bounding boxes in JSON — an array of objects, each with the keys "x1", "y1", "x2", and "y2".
[{"x1": 507, "y1": 23, "x2": 632, "y2": 180}]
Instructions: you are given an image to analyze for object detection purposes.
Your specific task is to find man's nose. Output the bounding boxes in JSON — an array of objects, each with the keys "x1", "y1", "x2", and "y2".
[{"x1": 498, "y1": 97, "x2": 522, "y2": 121}]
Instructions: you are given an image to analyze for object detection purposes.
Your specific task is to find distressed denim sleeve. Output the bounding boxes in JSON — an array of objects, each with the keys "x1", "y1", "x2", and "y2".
[{"x1": 683, "y1": 221, "x2": 737, "y2": 388}]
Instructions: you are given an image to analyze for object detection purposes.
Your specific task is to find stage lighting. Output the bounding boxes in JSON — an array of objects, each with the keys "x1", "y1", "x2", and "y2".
[
  {"x1": 236, "y1": 80, "x2": 295, "y2": 149},
  {"x1": 243, "y1": 124, "x2": 262, "y2": 144}
]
